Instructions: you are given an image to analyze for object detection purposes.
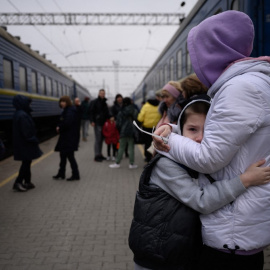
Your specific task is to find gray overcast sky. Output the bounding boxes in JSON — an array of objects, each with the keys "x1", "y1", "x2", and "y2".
[{"x1": 2, "y1": 0, "x2": 198, "y2": 102}]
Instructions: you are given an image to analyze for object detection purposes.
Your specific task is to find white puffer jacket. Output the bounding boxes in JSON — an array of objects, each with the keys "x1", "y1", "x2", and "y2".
[{"x1": 162, "y1": 59, "x2": 270, "y2": 251}]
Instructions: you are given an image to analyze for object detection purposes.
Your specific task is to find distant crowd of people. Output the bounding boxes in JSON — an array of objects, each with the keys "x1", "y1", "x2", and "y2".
[{"x1": 9, "y1": 72, "x2": 208, "y2": 192}]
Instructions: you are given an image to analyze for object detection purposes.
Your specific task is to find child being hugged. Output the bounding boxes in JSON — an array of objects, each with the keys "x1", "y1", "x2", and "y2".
[
  {"x1": 102, "y1": 115, "x2": 119, "y2": 161},
  {"x1": 129, "y1": 94, "x2": 270, "y2": 270}
]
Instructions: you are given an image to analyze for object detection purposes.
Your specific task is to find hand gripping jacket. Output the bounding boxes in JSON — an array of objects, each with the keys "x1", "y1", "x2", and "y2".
[{"x1": 128, "y1": 154, "x2": 202, "y2": 270}]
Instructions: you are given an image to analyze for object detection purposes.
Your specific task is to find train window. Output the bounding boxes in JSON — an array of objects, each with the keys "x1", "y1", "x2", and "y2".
[
  {"x1": 31, "y1": 71, "x2": 37, "y2": 93},
  {"x1": 177, "y1": 49, "x2": 182, "y2": 79},
  {"x1": 19, "y1": 66, "x2": 27, "y2": 91},
  {"x1": 66, "y1": 86, "x2": 70, "y2": 97},
  {"x1": 159, "y1": 68, "x2": 163, "y2": 86},
  {"x1": 46, "y1": 77, "x2": 52, "y2": 96},
  {"x1": 170, "y1": 58, "x2": 174, "y2": 80},
  {"x1": 40, "y1": 75, "x2": 45, "y2": 95},
  {"x1": 164, "y1": 64, "x2": 168, "y2": 83},
  {"x1": 59, "y1": 83, "x2": 63, "y2": 96},
  {"x1": 3, "y1": 59, "x2": 13, "y2": 89},
  {"x1": 53, "y1": 80, "x2": 57, "y2": 96},
  {"x1": 63, "y1": 85, "x2": 67, "y2": 96},
  {"x1": 186, "y1": 45, "x2": 192, "y2": 74},
  {"x1": 231, "y1": 0, "x2": 239, "y2": 10}
]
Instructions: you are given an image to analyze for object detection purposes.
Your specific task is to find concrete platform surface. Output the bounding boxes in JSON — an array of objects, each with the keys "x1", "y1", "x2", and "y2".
[{"x1": 0, "y1": 127, "x2": 269, "y2": 270}]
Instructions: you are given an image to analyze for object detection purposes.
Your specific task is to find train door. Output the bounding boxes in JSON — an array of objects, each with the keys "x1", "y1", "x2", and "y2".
[
  {"x1": 245, "y1": 0, "x2": 270, "y2": 56},
  {"x1": 262, "y1": 0, "x2": 270, "y2": 55}
]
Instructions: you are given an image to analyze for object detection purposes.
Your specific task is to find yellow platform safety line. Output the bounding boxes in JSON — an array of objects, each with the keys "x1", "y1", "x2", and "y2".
[{"x1": 0, "y1": 150, "x2": 54, "y2": 188}]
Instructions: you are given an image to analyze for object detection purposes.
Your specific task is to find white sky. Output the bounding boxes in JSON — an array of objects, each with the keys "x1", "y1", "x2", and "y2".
[{"x1": 2, "y1": 0, "x2": 198, "y2": 102}]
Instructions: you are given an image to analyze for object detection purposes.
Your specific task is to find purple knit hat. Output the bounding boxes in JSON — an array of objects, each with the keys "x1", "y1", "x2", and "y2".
[{"x1": 187, "y1": 11, "x2": 254, "y2": 88}]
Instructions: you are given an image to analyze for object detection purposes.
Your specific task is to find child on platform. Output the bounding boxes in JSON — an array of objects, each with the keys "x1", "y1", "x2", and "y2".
[
  {"x1": 129, "y1": 95, "x2": 270, "y2": 270},
  {"x1": 102, "y1": 115, "x2": 119, "y2": 161}
]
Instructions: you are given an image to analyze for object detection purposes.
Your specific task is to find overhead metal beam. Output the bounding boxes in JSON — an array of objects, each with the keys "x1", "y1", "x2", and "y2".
[
  {"x1": 0, "y1": 13, "x2": 184, "y2": 26},
  {"x1": 60, "y1": 66, "x2": 150, "y2": 72}
]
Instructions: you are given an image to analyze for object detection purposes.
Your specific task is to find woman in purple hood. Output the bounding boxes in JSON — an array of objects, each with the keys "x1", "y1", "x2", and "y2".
[{"x1": 153, "y1": 10, "x2": 270, "y2": 270}]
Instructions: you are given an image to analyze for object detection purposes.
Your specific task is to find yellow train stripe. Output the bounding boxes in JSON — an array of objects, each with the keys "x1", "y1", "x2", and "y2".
[{"x1": 0, "y1": 88, "x2": 59, "y2": 102}]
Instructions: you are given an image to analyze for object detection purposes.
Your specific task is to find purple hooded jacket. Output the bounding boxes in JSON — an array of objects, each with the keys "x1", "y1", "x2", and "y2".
[
  {"x1": 187, "y1": 10, "x2": 254, "y2": 88},
  {"x1": 157, "y1": 10, "x2": 270, "y2": 251}
]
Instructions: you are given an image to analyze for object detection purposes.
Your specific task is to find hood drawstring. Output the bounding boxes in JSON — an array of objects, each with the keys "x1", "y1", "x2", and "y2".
[{"x1": 223, "y1": 244, "x2": 240, "y2": 255}]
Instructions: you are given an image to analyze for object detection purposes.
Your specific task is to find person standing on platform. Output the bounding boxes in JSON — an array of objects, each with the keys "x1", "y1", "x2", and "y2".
[
  {"x1": 109, "y1": 97, "x2": 138, "y2": 169},
  {"x1": 89, "y1": 89, "x2": 109, "y2": 162},
  {"x1": 53, "y1": 96, "x2": 80, "y2": 181},
  {"x1": 153, "y1": 10, "x2": 270, "y2": 270},
  {"x1": 156, "y1": 81, "x2": 183, "y2": 129},
  {"x1": 110, "y1": 93, "x2": 123, "y2": 120},
  {"x1": 12, "y1": 95, "x2": 43, "y2": 191},
  {"x1": 74, "y1": 97, "x2": 82, "y2": 145},
  {"x1": 167, "y1": 74, "x2": 208, "y2": 124},
  {"x1": 110, "y1": 93, "x2": 130, "y2": 158},
  {"x1": 130, "y1": 95, "x2": 270, "y2": 270},
  {"x1": 137, "y1": 90, "x2": 161, "y2": 162},
  {"x1": 80, "y1": 96, "x2": 90, "y2": 141},
  {"x1": 102, "y1": 114, "x2": 119, "y2": 161}
]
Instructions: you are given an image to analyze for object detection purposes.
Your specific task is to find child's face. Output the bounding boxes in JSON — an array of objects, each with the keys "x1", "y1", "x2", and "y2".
[
  {"x1": 182, "y1": 113, "x2": 206, "y2": 143},
  {"x1": 110, "y1": 117, "x2": 115, "y2": 122}
]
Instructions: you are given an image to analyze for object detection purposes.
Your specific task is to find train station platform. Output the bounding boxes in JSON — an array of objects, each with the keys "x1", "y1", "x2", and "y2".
[{"x1": 0, "y1": 128, "x2": 270, "y2": 270}]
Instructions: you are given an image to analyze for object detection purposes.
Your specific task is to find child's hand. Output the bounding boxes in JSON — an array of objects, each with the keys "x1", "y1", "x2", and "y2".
[
  {"x1": 153, "y1": 125, "x2": 171, "y2": 152},
  {"x1": 240, "y1": 160, "x2": 270, "y2": 188}
]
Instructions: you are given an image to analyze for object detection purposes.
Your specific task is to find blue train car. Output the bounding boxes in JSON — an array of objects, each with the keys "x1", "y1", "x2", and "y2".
[
  {"x1": 132, "y1": 0, "x2": 270, "y2": 106},
  {"x1": 0, "y1": 26, "x2": 90, "y2": 158}
]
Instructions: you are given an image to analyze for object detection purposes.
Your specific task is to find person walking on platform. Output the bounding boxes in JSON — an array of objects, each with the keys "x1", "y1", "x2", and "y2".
[
  {"x1": 109, "y1": 97, "x2": 138, "y2": 169},
  {"x1": 80, "y1": 96, "x2": 90, "y2": 141},
  {"x1": 137, "y1": 90, "x2": 161, "y2": 162},
  {"x1": 89, "y1": 89, "x2": 109, "y2": 162},
  {"x1": 53, "y1": 96, "x2": 80, "y2": 181},
  {"x1": 12, "y1": 95, "x2": 43, "y2": 191}
]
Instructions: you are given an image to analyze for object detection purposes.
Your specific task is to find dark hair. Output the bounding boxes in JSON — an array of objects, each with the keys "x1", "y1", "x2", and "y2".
[
  {"x1": 115, "y1": 94, "x2": 123, "y2": 100},
  {"x1": 180, "y1": 95, "x2": 210, "y2": 132},
  {"x1": 181, "y1": 74, "x2": 208, "y2": 99},
  {"x1": 59, "y1": 96, "x2": 72, "y2": 108},
  {"x1": 123, "y1": 97, "x2": 131, "y2": 106}
]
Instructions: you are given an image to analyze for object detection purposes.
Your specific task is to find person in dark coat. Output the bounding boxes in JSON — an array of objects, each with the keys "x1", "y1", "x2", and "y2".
[
  {"x1": 74, "y1": 97, "x2": 83, "y2": 144},
  {"x1": 109, "y1": 97, "x2": 138, "y2": 169},
  {"x1": 110, "y1": 93, "x2": 129, "y2": 158},
  {"x1": 110, "y1": 93, "x2": 123, "y2": 120},
  {"x1": 53, "y1": 96, "x2": 80, "y2": 181},
  {"x1": 89, "y1": 89, "x2": 109, "y2": 162},
  {"x1": 12, "y1": 95, "x2": 43, "y2": 192}
]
